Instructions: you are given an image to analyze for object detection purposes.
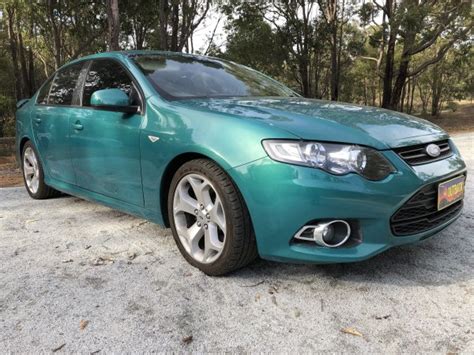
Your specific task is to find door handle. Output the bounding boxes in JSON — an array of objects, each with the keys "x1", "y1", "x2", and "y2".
[
  {"x1": 34, "y1": 117, "x2": 42, "y2": 124},
  {"x1": 73, "y1": 122, "x2": 84, "y2": 131}
]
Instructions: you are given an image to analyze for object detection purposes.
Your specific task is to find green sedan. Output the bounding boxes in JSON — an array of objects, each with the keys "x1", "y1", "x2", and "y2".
[{"x1": 15, "y1": 51, "x2": 466, "y2": 275}]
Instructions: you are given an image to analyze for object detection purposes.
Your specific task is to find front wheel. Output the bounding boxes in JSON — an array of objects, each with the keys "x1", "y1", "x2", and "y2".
[
  {"x1": 168, "y1": 159, "x2": 258, "y2": 275},
  {"x1": 22, "y1": 141, "x2": 59, "y2": 199}
]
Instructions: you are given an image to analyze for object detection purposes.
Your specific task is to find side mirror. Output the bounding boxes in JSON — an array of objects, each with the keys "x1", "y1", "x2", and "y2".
[{"x1": 90, "y1": 89, "x2": 138, "y2": 114}]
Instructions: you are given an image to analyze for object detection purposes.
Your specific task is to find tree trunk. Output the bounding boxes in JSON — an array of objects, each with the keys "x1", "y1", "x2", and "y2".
[
  {"x1": 106, "y1": 0, "x2": 120, "y2": 51},
  {"x1": 431, "y1": 67, "x2": 443, "y2": 116},
  {"x1": 390, "y1": 25, "x2": 416, "y2": 110},
  {"x1": 170, "y1": 3, "x2": 183, "y2": 52},
  {"x1": 28, "y1": 47, "x2": 35, "y2": 95},
  {"x1": 405, "y1": 79, "x2": 412, "y2": 112},
  {"x1": 132, "y1": 22, "x2": 146, "y2": 50},
  {"x1": 299, "y1": 58, "x2": 310, "y2": 97},
  {"x1": 330, "y1": 28, "x2": 338, "y2": 100},
  {"x1": 417, "y1": 83, "x2": 429, "y2": 114},
  {"x1": 372, "y1": 83, "x2": 377, "y2": 106},
  {"x1": 400, "y1": 81, "x2": 406, "y2": 112},
  {"x1": 335, "y1": 0, "x2": 345, "y2": 101},
  {"x1": 170, "y1": 2, "x2": 179, "y2": 51},
  {"x1": 321, "y1": 0, "x2": 340, "y2": 101},
  {"x1": 17, "y1": 27, "x2": 32, "y2": 97},
  {"x1": 46, "y1": 0, "x2": 62, "y2": 69},
  {"x1": 158, "y1": 0, "x2": 169, "y2": 50},
  {"x1": 363, "y1": 79, "x2": 368, "y2": 105},
  {"x1": 382, "y1": 32, "x2": 396, "y2": 108},
  {"x1": 137, "y1": 26, "x2": 146, "y2": 50},
  {"x1": 409, "y1": 78, "x2": 415, "y2": 113},
  {"x1": 391, "y1": 57, "x2": 409, "y2": 109},
  {"x1": 6, "y1": 7, "x2": 22, "y2": 100},
  {"x1": 381, "y1": 0, "x2": 396, "y2": 108},
  {"x1": 314, "y1": 50, "x2": 321, "y2": 98},
  {"x1": 28, "y1": 15, "x2": 36, "y2": 95},
  {"x1": 404, "y1": 78, "x2": 411, "y2": 113}
]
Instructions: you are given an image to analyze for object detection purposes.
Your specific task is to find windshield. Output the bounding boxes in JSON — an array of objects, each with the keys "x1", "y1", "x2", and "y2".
[{"x1": 131, "y1": 54, "x2": 297, "y2": 100}]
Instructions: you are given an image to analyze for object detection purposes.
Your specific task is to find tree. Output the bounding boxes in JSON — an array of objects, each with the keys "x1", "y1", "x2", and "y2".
[
  {"x1": 364, "y1": 0, "x2": 472, "y2": 109},
  {"x1": 121, "y1": 0, "x2": 160, "y2": 50},
  {"x1": 221, "y1": 1, "x2": 285, "y2": 77},
  {"x1": 0, "y1": 0, "x2": 472, "y2": 133},
  {"x1": 4, "y1": 3, "x2": 23, "y2": 100},
  {"x1": 260, "y1": 0, "x2": 318, "y2": 97},
  {"x1": 35, "y1": 0, "x2": 107, "y2": 69},
  {"x1": 317, "y1": 0, "x2": 352, "y2": 100},
  {"x1": 106, "y1": 0, "x2": 120, "y2": 51},
  {"x1": 427, "y1": 44, "x2": 473, "y2": 116},
  {"x1": 150, "y1": 0, "x2": 211, "y2": 51}
]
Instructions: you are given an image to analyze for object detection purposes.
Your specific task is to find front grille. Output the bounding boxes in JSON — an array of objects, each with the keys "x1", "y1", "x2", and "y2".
[
  {"x1": 394, "y1": 140, "x2": 452, "y2": 165},
  {"x1": 391, "y1": 179, "x2": 463, "y2": 236}
]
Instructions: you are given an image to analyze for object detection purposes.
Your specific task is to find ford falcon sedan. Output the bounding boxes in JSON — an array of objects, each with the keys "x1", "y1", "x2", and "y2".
[{"x1": 15, "y1": 51, "x2": 466, "y2": 275}]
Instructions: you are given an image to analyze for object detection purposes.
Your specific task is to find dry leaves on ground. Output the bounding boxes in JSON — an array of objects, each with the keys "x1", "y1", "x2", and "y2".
[
  {"x1": 80, "y1": 320, "x2": 89, "y2": 330},
  {"x1": 341, "y1": 327, "x2": 363, "y2": 337}
]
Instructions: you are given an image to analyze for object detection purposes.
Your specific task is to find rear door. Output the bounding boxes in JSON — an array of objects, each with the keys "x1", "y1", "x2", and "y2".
[
  {"x1": 69, "y1": 59, "x2": 144, "y2": 206},
  {"x1": 32, "y1": 62, "x2": 86, "y2": 184}
]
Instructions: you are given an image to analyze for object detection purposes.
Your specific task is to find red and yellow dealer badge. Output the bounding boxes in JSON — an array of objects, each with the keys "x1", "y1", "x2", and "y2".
[{"x1": 438, "y1": 175, "x2": 465, "y2": 210}]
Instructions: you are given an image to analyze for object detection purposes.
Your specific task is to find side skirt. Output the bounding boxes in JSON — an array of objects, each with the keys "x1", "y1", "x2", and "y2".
[{"x1": 45, "y1": 177, "x2": 164, "y2": 226}]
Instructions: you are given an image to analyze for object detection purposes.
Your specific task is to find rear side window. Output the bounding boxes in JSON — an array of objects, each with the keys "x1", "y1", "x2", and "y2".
[
  {"x1": 83, "y1": 60, "x2": 135, "y2": 106},
  {"x1": 36, "y1": 78, "x2": 53, "y2": 105},
  {"x1": 48, "y1": 62, "x2": 84, "y2": 106}
]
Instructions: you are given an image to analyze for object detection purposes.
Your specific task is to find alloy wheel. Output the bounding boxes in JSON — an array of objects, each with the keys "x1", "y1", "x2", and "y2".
[
  {"x1": 23, "y1": 146, "x2": 40, "y2": 194},
  {"x1": 172, "y1": 173, "x2": 226, "y2": 264}
]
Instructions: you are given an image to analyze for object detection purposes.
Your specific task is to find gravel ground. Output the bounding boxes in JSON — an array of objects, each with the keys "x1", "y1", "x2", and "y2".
[{"x1": 0, "y1": 133, "x2": 473, "y2": 353}]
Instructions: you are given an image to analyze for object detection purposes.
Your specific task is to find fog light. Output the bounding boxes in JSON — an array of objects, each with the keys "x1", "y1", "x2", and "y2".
[{"x1": 294, "y1": 220, "x2": 351, "y2": 248}]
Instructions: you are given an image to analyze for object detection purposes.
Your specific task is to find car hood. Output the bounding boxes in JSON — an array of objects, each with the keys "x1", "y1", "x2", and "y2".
[{"x1": 178, "y1": 97, "x2": 448, "y2": 149}]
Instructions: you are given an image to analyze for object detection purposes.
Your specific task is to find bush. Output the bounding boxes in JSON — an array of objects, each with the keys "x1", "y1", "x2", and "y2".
[
  {"x1": 1, "y1": 115, "x2": 16, "y2": 137},
  {"x1": 446, "y1": 101, "x2": 459, "y2": 112},
  {"x1": 0, "y1": 95, "x2": 15, "y2": 137}
]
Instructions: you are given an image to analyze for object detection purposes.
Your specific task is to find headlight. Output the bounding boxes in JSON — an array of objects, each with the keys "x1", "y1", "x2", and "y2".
[{"x1": 262, "y1": 140, "x2": 396, "y2": 180}]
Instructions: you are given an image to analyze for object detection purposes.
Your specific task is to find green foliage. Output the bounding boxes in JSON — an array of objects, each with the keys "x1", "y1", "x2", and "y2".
[
  {"x1": 412, "y1": 42, "x2": 473, "y2": 115},
  {"x1": 220, "y1": 2, "x2": 285, "y2": 78},
  {"x1": 446, "y1": 101, "x2": 459, "y2": 112},
  {"x1": 0, "y1": 95, "x2": 15, "y2": 113},
  {"x1": 0, "y1": 0, "x2": 472, "y2": 137},
  {"x1": 120, "y1": 0, "x2": 160, "y2": 50},
  {"x1": 0, "y1": 95, "x2": 15, "y2": 137}
]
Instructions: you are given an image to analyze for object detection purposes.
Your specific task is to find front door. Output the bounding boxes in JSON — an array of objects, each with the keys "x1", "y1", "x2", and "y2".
[
  {"x1": 69, "y1": 59, "x2": 144, "y2": 206},
  {"x1": 32, "y1": 62, "x2": 86, "y2": 185}
]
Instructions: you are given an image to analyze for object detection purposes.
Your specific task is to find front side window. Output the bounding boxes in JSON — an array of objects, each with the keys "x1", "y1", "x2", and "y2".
[
  {"x1": 48, "y1": 62, "x2": 85, "y2": 105},
  {"x1": 132, "y1": 54, "x2": 297, "y2": 100},
  {"x1": 83, "y1": 60, "x2": 137, "y2": 107}
]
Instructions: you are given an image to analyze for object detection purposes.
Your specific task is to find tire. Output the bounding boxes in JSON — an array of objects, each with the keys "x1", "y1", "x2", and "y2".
[
  {"x1": 168, "y1": 159, "x2": 258, "y2": 276},
  {"x1": 21, "y1": 141, "x2": 60, "y2": 199}
]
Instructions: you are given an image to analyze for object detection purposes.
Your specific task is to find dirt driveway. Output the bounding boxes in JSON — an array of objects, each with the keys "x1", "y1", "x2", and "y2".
[{"x1": 0, "y1": 133, "x2": 473, "y2": 352}]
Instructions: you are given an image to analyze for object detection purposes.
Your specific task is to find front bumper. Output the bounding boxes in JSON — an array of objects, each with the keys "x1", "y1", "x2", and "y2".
[{"x1": 229, "y1": 140, "x2": 466, "y2": 263}]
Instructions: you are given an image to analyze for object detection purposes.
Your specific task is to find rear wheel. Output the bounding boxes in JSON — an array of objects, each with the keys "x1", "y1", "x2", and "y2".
[
  {"x1": 168, "y1": 159, "x2": 258, "y2": 275},
  {"x1": 22, "y1": 141, "x2": 59, "y2": 199}
]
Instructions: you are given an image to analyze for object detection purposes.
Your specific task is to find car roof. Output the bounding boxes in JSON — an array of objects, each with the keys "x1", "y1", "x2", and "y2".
[{"x1": 69, "y1": 50, "x2": 219, "y2": 65}]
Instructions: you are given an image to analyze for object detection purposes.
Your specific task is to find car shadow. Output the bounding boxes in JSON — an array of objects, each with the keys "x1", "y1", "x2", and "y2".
[
  {"x1": 232, "y1": 222, "x2": 473, "y2": 287},
  {"x1": 32, "y1": 188, "x2": 473, "y2": 287}
]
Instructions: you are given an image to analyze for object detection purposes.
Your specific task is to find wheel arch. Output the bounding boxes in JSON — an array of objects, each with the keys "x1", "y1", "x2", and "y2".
[
  {"x1": 19, "y1": 136, "x2": 31, "y2": 156},
  {"x1": 18, "y1": 136, "x2": 47, "y2": 178},
  {"x1": 160, "y1": 152, "x2": 210, "y2": 227},
  {"x1": 159, "y1": 152, "x2": 248, "y2": 228},
  {"x1": 17, "y1": 136, "x2": 33, "y2": 165}
]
